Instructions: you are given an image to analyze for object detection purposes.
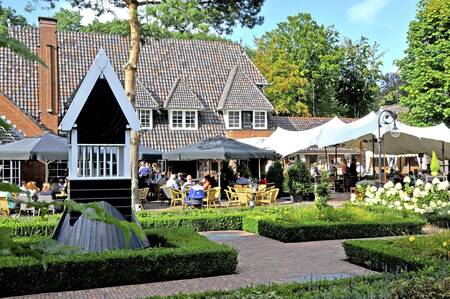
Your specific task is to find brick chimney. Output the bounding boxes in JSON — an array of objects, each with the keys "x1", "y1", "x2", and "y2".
[{"x1": 38, "y1": 17, "x2": 59, "y2": 133}]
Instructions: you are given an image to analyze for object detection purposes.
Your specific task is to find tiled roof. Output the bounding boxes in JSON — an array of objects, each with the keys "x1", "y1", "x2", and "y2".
[
  {"x1": 0, "y1": 118, "x2": 24, "y2": 144},
  {"x1": 135, "y1": 79, "x2": 160, "y2": 109},
  {"x1": 218, "y1": 65, "x2": 273, "y2": 111},
  {"x1": 164, "y1": 77, "x2": 205, "y2": 110},
  {"x1": 0, "y1": 26, "x2": 267, "y2": 151},
  {"x1": 270, "y1": 116, "x2": 356, "y2": 131}
]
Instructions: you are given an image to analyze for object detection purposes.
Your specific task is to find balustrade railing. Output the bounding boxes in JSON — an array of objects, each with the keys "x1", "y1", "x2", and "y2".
[{"x1": 77, "y1": 144, "x2": 124, "y2": 178}]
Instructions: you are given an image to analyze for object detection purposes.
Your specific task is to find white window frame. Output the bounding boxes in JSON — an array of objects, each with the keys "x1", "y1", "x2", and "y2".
[
  {"x1": 137, "y1": 109, "x2": 153, "y2": 130},
  {"x1": 169, "y1": 109, "x2": 198, "y2": 130},
  {"x1": 225, "y1": 110, "x2": 241, "y2": 129},
  {"x1": 253, "y1": 110, "x2": 267, "y2": 130},
  {"x1": 0, "y1": 160, "x2": 21, "y2": 185}
]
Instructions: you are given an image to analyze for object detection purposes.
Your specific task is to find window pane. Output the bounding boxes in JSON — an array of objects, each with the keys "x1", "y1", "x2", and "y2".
[
  {"x1": 185, "y1": 111, "x2": 196, "y2": 128},
  {"x1": 138, "y1": 109, "x2": 152, "y2": 128},
  {"x1": 254, "y1": 111, "x2": 266, "y2": 128},
  {"x1": 228, "y1": 111, "x2": 240, "y2": 128},
  {"x1": 172, "y1": 110, "x2": 183, "y2": 128},
  {"x1": 242, "y1": 111, "x2": 253, "y2": 129}
]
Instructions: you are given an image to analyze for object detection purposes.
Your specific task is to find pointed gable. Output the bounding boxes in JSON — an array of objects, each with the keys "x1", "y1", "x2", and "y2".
[
  {"x1": 135, "y1": 78, "x2": 160, "y2": 109},
  {"x1": 218, "y1": 65, "x2": 273, "y2": 111},
  {"x1": 163, "y1": 77, "x2": 205, "y2": 110},
  {"x1": 59, "y1": 50, "x2": 140, "y2": 132}
]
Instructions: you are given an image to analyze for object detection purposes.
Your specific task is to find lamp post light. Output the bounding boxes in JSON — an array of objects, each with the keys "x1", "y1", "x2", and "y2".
[{"x1": 377, "y1": 109, "x2": 400, "y2": 186}]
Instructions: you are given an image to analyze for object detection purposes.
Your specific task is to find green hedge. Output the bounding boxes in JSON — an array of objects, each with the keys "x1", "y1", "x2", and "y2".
[
  {"x1": 0, "y1": 215, "x2": 60, "y2": 237},
  {"x1": 343, "y1": 239, "x2": 439, "y2": 273},
  {"x1": 0, "y1": 228, "x2": 238, "y2": 297},
  {"x1": 139, "y1": 214, "x2": 243, "y2": 231},
  {"x1": 249, "y1": 218, "x2": 425, "y2": 242}
]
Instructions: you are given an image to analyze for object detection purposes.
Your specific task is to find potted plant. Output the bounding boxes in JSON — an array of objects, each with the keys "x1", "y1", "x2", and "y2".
[
  {"x1": 284, "y1": 160, "x2": 312, "y2": 202},
  {"x1": 430, "y1": 151, "x2": 440, "y2": 177},
  {"x1": 314, "y1": 172, "x2": 331, "y2": 209},
  {"x1": 266, "y1": 160, "x2": 284, "y2": 190}
]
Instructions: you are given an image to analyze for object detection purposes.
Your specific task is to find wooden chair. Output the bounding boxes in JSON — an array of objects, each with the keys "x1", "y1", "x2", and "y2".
[
  {"x1": 203, "y1": 187, "x2": 221, "y2": 208},
  {"x1": 225, "y1": 190, "x2": 239, "y2": 207},
  {"x1": 139, "y1": 187, "x2": 150, "y2": 207},
  {"x1": 169, "y1": 188, "x2": 184, "y2": 207},
  {"x1": 236, "y1": 191, "x2": 249, "y2": 207},
  {"x1": 257, "y1": 184, "x2": 267, "y2": 191},
  {"x1": 0, "y1": 197, "x2": 9, "y2": 216},
  {"x1": 270, "y1": 188, "x2": 279, "y2": 205},
  {"x1": 255, "y1": 190, "x2": 270, "y2": 205}
]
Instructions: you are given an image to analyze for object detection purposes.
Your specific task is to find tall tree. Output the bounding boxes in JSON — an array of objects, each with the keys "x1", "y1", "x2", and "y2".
[
  {"x1": 53, "y1": 8, "x2": 82, "y2": 31},
  {"x1": 377, "y1": 72, "x2": 405, "y2": 106},
  {"x1": 53, "y1": 0, "x2": 264, "y2": 208},
  {"x1": 396, "y1": 0, "x2": 450, "y2": 126},
  {"x1": 0, "y1": 1, "x2": 29, "y2": 34},
  {"x1": 254, "y1": 13, "x2": 342, "y2": 116},
  {"x1": 337, "y1": 37, "x2": 383, "y2": 118}
]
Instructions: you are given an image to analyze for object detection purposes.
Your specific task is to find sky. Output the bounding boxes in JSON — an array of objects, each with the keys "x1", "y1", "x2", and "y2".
[{"x1": 5, "y1": 0, "x2": 418, "y2": 73}]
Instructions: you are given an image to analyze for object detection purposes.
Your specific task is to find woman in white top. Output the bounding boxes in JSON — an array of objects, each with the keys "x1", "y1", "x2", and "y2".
[
  {"x1": 182, "y1": 175, "x2": 194, "y2": 192},
  {"x1": 165, "y1": 174, "x2": 179, "y2": 190}
]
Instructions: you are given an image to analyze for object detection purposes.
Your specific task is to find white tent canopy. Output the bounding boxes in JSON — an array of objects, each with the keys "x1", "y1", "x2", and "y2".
[{"x1": 253, "y1": 110, "x2": 450, "y2": 159}]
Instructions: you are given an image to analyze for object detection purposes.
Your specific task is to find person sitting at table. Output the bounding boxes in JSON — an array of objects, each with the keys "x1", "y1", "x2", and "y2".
[
  {"x1": 156, "y1": 172, "x2": 167, "y2": 185},
  {"x1": 19, "y1": 180, "x2": 28, "y2": 192},
  {"x1": 202, "y1": 175, "x2": 213, "y2": 191},
  {"x1": 26, "y1": 181, "x2": 39, "y2": 201},
  {"x1": 182, "y1": 175, "x2": 194, "y2": 192},
  {"x1": 235, "y1": 173, "x2": 249, "y2": 185},
  {"x1": 39, "y1": 183, "x2": 53, "y2": 196},
  {"x1": 165, "y1": 174, "x2": 179, "y2": 190}
]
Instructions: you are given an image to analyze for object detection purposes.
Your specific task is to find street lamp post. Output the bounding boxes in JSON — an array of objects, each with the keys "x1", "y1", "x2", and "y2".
[{"x1": 377, "y1": 110, "x2": 400, "y2": 186}]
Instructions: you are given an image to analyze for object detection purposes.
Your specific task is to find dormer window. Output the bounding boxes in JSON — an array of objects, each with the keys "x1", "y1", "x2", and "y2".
[
  {"x1": 225, "y1": 110, "x2": 267, "y2": 130},
  {"x1": 137, "y1": 109, "x2": 153, "y2": 130},
  {"x1": 169, "y1": 109, "x2": 198, "y2": 130}
]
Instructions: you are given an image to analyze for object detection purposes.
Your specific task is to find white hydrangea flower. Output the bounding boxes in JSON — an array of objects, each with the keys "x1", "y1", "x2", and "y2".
[
  {"x1": 395, "y1": 183, "x2": 402, "y2": 190},
  {"x1": 381, "y1": 200, "x2": 387, "y2": 205},
  {"x1": 397, "y1": 206, "x2": 403, "y2": 210},
  {"x1": 370, "y1": 186, "x2": 377, "y2": 193},
  {"x1": 403, "y1": 195, "x2": 411, "y2": 202},
  {"x1": 437, "y1": 181, "x2": 449, "y2": 191},
  {"x1": 350, "y1": 193, "x2": 356, "y2": 203},
  {"x1": 413, "y1": 188, "x2": 421, "y2": 198},
  {"x1": 429, "y1": 201, "x2": 437, "y2": 208},
  {"x1": 403, "y1": 176, "x2": 411, "y2": 184},
  {"x1": 394, "y1": 200, "x2": 401, "y2": 206},
  {"x1": 448, "y1": 210, "x2": 450, "y2": 216},
  {"x1": 425, "y1": 183, "x2": 433, "y2": 191},
  {"x1": 416, "y1": 179, "x2": 424, "y2": 186},
  {"x1": 432, "y1": 177, "x2": 440, "y2": 185},
  {"x1": 421, "y1": 190, "x2": 429, "y2": 197},
  {"x1": 384, "y1": 181, "x2": 394, "y2": 189},
  {"x1": 412, "y1": 197, "x2": 418, "y2": 203}
]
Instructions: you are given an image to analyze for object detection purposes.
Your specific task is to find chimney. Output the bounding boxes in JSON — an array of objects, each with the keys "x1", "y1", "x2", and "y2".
[{"x1": 38, "y1": 17, "x2": 59, "y2": 134}]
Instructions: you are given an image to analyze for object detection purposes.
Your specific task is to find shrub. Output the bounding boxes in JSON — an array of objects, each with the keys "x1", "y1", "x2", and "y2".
[
  {"x1": 237, "y1": 162, "x2": 252, "y2": 179},
  {"x1": 266, "y1": 160, "x2": 284, "y2": 191},
  {"x1": 430, "y1": 150, "x2": 440, "y2": 176},
  {"x1": 284, "y1": 160, "x2": 311, "y2": 196},
  {"x1": 0, "y1": 228, "x2": 238, "y2": 297},
  {"x1": 389, "y1": 276, "x2": 450, "y2": 299},
  {"x1": 139, "y1": 214, "x2": 243, "y2": 231},
  {"x1": 314, "y1": 172, "x2": 331, "y2": 209},
  {"x1": 0, "y1": 215, "x2": 60, "y2": 237}
]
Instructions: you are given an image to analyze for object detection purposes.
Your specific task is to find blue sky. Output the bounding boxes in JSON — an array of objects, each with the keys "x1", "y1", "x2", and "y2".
[{"x1": 6, "y1": 0, "x2": 418, "y2": 73}]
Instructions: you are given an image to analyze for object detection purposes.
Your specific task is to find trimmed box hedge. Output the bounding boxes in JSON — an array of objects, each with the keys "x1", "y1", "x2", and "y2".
[
  {"x1": 343, "y1": 239, "x2": 441, "y2": 273},
  {"x1": 243, "y1": 217, "x2": 425, "y2": 242},
  {"x1": 0, "y1": 228, "x2": 238, "y2": 297},
  {"x1": 0, "y1": 215, "x2": 60, "y2": 237}
]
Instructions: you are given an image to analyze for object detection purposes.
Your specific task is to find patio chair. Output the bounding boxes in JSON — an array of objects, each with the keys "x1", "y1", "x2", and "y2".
[
  {"x1": 203, "y1": 187, "x2": 221, "y2": 208},
  {"x1": 257, "y1": 184, "x2": 267, "y2": 191},
  {"x1": 225, "y1": 189, "x2": 239, "y2": 207},
  {"x1": 139, "y1": 187, "x2": 150, "y2": 207},
  {"x1": 255, "y1": 190, "x2": 271, "y2": 206},
  {"x1": 236, "y1": 191, "x2": 249, "y2": 207},
  {"x1": 18, "y1": 194, "x2": 36, "y2": 216},
  {"x1": 37, "y1": 194, "x2": 55, "y2": 215},
  {"x1": 169, "y1": 188, "x2": 184, "y2": 207},
  {"x1": 270, "y1": 188, "x2": 279, "y2": 205},
  {"x1": 0, "y1": 197, "x2": 9, "y2": 216}
]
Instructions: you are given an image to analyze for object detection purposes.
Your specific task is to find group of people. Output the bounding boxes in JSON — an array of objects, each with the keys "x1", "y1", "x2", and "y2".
[{"x1": 164, "y1": 173, "x2": 218, "y2": 192}]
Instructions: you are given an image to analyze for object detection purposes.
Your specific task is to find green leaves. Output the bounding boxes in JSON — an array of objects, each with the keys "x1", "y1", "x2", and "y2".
[
  {"x1": 0, "y1": 35, "x2": 45, "y2": 66},
  {"x1": 397, "y1": 0, "x2": 450, "y2": 126}
]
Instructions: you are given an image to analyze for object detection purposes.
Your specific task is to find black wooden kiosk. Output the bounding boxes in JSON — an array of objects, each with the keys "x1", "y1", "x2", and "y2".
[{"x1": 53, "y1": 50, "x2": 148, "y2": 251}]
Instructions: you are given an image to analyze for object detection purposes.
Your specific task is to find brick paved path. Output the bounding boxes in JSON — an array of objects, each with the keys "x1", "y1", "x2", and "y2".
[{"x1": 9, "y1": 231, "x2": 374, "y2": 299}]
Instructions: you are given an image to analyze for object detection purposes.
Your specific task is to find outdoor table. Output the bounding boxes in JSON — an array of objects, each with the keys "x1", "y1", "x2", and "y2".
[{"x1": 55, "y1": 192, "x2": 67, "y2": 199}]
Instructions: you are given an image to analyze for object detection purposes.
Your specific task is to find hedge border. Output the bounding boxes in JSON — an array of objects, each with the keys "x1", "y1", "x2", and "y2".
[
  {"x1": 0, "y1": 228, "x2": 238, "y2": 297},
  {"x1": 343, "y1": 239, "x2": 440, "y2": 273}
]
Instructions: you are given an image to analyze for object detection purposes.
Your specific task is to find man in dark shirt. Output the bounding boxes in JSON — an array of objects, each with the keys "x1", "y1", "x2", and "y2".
[{"x1": 349, "y1": 158, "x2": 358, "y2": 187}]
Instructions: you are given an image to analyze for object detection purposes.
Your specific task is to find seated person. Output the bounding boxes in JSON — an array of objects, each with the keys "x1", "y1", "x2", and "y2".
[
  {"x1": 202, "y1": 175, "x2": 213, "y2": 191},
  {"x1": 156, "y1": 172, "x2": 167, "y2": 185},
  {"x1": 259, "y1": 175, "x2": 268, "y2": 185},
  {"x1": 165, "y1": 174, "x2": 179, "y2": 190},
  {"x1": 235, "y1": 173, "x2": 249, "y2": 185},
  {"x1": 182, "y1": 175, "x2": 194, "y2": 192},
  {"x1": 39, "y1": 183, "x2": 53, "y2": 196}
]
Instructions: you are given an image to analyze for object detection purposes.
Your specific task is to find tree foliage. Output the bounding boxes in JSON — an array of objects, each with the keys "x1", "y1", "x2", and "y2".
[
  {"x1": 53, "y1": 7, "x2": 82, "y2": 31},
  {"x1": 377, "y1": 72, "x2": 405, "y2": 106},
  {"x1": 396, "y1": 0, "x2": 450, "y2": 126},
  {"x1": 254, "y1": 13, "x2": 383, "y2": 118}
]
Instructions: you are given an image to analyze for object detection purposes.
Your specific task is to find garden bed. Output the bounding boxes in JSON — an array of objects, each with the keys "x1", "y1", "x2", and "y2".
[
  {"x1": 343, "y1": 232, "x2": 450, "y2": 273},
  {"x1": 0, "y1": 228, "x2": 238, "y2": 297}
]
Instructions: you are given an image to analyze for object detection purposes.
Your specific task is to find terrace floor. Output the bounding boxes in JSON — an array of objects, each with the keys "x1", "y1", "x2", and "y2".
[{"x1": 10, "y1": 231, "x2": 375, "y2": 299}]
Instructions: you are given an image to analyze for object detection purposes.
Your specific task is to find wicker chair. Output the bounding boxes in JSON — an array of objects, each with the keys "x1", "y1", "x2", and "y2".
[{"x1": 203, "y1": 187, "x2": 221, "y2": 208}]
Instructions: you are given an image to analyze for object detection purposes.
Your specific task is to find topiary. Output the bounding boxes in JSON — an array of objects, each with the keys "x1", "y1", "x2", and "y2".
[
  {"x1": 237, "y1": 162, "x2": 252, "y2": 179},
  {"x1": 284, "y1": 160, "x2": 311, "y2": 196},
  {"x1": 430, "y1": 151, "x2": 440, "y2": 176},
  {"x1": 266, "y1": 160, "x2": 284, "y2": 190},
  {"x1": 315, "y1": 172, "x2": 331, "y2": 210}
]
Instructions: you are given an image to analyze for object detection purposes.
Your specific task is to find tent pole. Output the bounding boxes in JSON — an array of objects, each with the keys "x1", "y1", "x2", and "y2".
[
  {"x1": 334, "y1": 145, "x2": 337, "y2": 192},
  {"x1": 44, "y1": 161, "x2": 49, "y2": 183},
  {"x1": 324, "y1": 147, "x2": 328, "y2": 171},
  {"x1": 258, "y1": 158, "x2": 261, "y2": 180},
  {"x1": 359, "y1": 142, "x2": 362, "y2": 181},
  {"x1": 372, "y1": 140, "x2": 375, "y2": 177},
  {"x1": 442, "y1": 141, "x2": 445, "y2": 173}
]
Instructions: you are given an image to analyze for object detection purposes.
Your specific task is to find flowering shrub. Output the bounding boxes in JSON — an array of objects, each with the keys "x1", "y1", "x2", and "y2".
[{"x1": 351, "y1": 177, "x2": 450, "y2": 216}]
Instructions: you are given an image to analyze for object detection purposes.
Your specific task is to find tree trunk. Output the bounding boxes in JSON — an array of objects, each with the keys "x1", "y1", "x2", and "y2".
[{"x1": 125, "y1": 0, "x2": 141, "y2": 211}]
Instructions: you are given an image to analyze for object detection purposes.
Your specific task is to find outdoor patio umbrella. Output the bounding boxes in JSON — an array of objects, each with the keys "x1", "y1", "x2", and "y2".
[
  {"x1": 163, "y1": 136, "x2": 276, "y2": 186},
  {"x1": 162, "y1": 136, "x2": 276, "y2": 161},
  {"x1": 139, "y1": 146, "x2": 162, "y2": 160},
  {"x1": 0, "y1": 132, "x2": 68, "y2": 182}
]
